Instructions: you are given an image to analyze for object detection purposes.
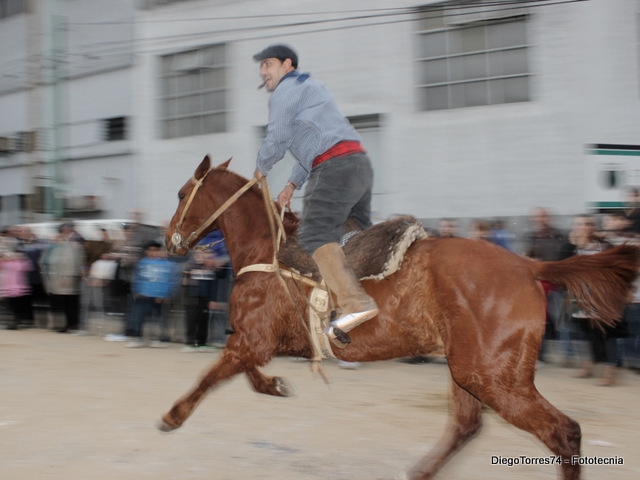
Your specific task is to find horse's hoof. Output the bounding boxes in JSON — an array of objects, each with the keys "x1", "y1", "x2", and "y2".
[
  {"x1": 274, "y1": 377, "x2": 297, "y2": 397},
  {"x1": 156, "y1": 418, "x2": 179, "y2": 433}
]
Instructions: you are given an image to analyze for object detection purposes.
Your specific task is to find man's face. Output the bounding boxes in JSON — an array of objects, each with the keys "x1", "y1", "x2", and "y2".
[
  {"x1": 259, "y1": 58, "x2": 292, "y2": 92},
  {"x1": 625, "y1": 191, "x2": 640, "y2": 207},
  {"x1": 571, "y1": 217, "x2": 595, "y2": 238},
  {"x1": 439, "y1": 220, "x2": 457, "y2": 237},
  {"x1": 530, "y1": 209, "x2": 549, "y2": 230}
]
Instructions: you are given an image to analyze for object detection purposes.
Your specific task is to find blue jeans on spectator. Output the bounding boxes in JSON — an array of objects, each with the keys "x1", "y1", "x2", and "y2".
[
  {"x1": 127, "y1": 295, "x2": 161, "y2": 338},
  {"x1": 621, "y1": 303, "x2": 640, "y2": 368}
]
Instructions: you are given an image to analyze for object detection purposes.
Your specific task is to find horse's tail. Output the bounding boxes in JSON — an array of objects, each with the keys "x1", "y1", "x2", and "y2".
[{"x1": 530, "y1": 243, "x2": 640, "y2": 328}]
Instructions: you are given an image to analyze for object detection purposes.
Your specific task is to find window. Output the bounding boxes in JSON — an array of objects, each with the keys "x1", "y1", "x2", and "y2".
[
  {"x1": 414, "y1": 3, "x2": 530, "y2": 111},
  {"x1": 140, "y1": 0, "x2": 197, "y2": 9},
  {"x1": 0, "y1": 136, "x2": 12, "y2": 155},
  {"x1": 159, "y1": 44, "x2": 228, "y2": 139},
  {"x1": 0, "y1": 0, "x2": 27, "y2": 19},
  {"x1": 104, "y1": 117, "x2": 127, "y2": 141}
]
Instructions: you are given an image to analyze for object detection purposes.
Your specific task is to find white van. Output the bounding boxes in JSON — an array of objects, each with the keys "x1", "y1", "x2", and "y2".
[{"x1": 18, "y1": 219, "x2": 164, "y2": 243}]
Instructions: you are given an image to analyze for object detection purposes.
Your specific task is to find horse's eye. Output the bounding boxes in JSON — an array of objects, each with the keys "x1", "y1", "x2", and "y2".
[{"x1": 178, "y1": 193, "x2": 185, "y2": 200}]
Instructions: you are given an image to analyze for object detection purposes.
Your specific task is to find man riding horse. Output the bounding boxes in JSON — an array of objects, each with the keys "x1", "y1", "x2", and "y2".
[{"x1": 252, "y1": 44, "x2": 378, "y2": 345}]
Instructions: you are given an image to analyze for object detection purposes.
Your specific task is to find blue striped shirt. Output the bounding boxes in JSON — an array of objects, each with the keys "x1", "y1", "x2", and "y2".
[{"x1": 256, "y1": 71, "x2": 362, "y2": 188}]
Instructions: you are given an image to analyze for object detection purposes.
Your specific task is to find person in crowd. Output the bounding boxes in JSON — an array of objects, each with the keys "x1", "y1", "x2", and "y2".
[
  {"x1": 621, "y1": 276, "x2": 640, "y2": 372},
  {"x1": 0, "y1": 226, "x2": 18, "y2": 254},
  {"x1": 60, "y1": 221, "x2": 85, "y2": 244},
  {"x1": 623, "y1": 187, "x2": 640, "y2": 236},
  {"x1": 14, "y1": 226, "x2": 49, "y2": 327},
  {"x1": 602, "y1": 208, "x2": 640, "y2": 372},
  {"x1": 126, "y1": 209, "x2": 162, "y2": 247},
  {"x1": 0, "y1": 251, "x2": 32, "y2": 330},
  {"x1": 39, "y1": 223, "x2": 86, "y2": 333},
  {"x1": 252, "y1": 44, "x2": 377, "y2": 346},
  {"x1": 78, "y1": 227, "x2": 114, "y2": 334},
  {"x1": 83, "y1": 227, "x2": 113, "y2": 268},
  {"x1": 104, "y1": 215, "x2": 159, "y2": 341},
  {"x1": 560, "y1": 214, "x2": 620, "y2": 385},
  {"x1": 598, "y1": 212, "x2": 637, "y2": 378},
  {"x1": 469, "y1": 219, "x2": 491, "y2": 241},
  {"x1": 80, "y1": 252, "x2": 118, "y2": 334},
  {"x1": 435, "y1": 218, "x2": 459, "y2": 238},
  {"x1": 488, "y1": 219, "x2": 515, "y2": 251},
  {"x1": 524, "y1": 207, "x2": 569, "y2": 362},
  {"x1": 201, "y1": 230, "x2": 232, "y2": 344},
  {"x1": 600, "y1": 211, "x2": 632, "y2": 246},
  {"x1": 525, "y1": 207, "x2": 567, "y2": 260},
  {"x1": 181, "y1": 249, "x2": 228, "y2": 352},
  {"x1": 124, "y1": 241, "x2": 179, "y2": 348}
]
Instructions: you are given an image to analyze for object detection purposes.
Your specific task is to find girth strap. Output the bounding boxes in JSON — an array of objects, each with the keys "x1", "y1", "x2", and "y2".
[{"x1": 237, "y1": 263, "x2": 321, "y2": 288}]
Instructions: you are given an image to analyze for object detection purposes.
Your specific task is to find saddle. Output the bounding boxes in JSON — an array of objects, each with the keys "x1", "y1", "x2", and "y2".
[{"x1": 277, "y1": 216, "x2": 428, "y2": 281}]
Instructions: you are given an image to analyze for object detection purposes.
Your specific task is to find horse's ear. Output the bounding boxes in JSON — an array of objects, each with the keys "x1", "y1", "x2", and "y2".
[
  {"x1": 194, "y1": 155, "x2": 211, "y2": 180},
  {"x1": 216, "y1": 157, "x2": 232, "y2": 170}
]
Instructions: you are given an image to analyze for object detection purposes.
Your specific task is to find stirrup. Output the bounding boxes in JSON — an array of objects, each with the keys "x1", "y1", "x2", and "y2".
[
  {"x1": 326, "y1": 326, "x2": 352, "y2": 346},
  {"x1": 331, "y1": 309, "x2": 379, "y2": 331},
  {"x1": 324, "y1": 308, "x2": 379, "y2": 348}
]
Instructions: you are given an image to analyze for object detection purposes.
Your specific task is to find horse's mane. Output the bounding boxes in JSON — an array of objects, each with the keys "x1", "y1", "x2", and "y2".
[{"x1": 282, "y1": 211, "x2": 300, "y2": 236}]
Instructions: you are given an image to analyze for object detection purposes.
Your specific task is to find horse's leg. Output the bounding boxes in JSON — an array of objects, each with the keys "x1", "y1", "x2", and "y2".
[
  {"x1": 404, "y1": 380, "x2": 482, "y2": 480},
  {"x1": 448, "y1": 330, "x2": 581, "y2": 480},
  {"x1": 481, "y1": 383, "x2": 581, "y2": 480},
  {"x1": 158, "y1": 348, "x2": 249, "y2": 432},
  {"x1": 245, "y1": 367, "x2": 296, "y2": 397}
]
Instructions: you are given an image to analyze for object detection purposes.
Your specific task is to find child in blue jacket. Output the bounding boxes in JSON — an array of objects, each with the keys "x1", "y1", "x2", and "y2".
[{"x1": 125, "y1": 241, "x2": 179, "y2": 347}]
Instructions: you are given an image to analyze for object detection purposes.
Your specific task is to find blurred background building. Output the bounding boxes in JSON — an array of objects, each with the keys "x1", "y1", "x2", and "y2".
[{"x1": 1, "y1": 0, "x2": 639, "y2": 239}]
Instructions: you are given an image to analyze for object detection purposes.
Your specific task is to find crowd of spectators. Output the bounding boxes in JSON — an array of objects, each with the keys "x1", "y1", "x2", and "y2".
[
  {"x1": 0, "y1": 217, "x2": 232, "y2": 352},
  {"x1": 3, "y1": 194, "x2": 640, "y2": 379}
]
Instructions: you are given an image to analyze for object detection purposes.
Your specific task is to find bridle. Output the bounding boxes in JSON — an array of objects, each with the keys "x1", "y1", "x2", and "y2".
[{"x1": 170, "y1": 170, "x2": 259, "y2": 253}]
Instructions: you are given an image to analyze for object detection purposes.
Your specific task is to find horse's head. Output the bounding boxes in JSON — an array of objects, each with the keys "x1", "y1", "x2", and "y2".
[
  {"x1": 165, "y1": 154, "x2": 231, "y2": 256},
  {"x1": 166, "y1": 154, "x2": 301, "y2": 258}
]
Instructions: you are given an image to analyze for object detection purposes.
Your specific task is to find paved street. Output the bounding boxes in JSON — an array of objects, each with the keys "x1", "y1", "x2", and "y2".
[{"x1": 1, "y1": 329, "x2": 639, "y2": 480}]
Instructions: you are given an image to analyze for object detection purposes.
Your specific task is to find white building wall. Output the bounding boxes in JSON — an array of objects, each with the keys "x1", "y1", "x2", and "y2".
[
  {"x1": 0, "y1": 0, "x2": 137, "y2": 223},
  {"x1": 133, "y1": 0, "x2": 640, "y2": 226},
  {"x1": 388, "y1": 0, "x2": 640, "y2": 220},
  {"x1": 0, "y1": 92, "x2": 27, "y2": 133},
  {"x1": 1, "y1": 0, "x2": 639, "y2": 232}
]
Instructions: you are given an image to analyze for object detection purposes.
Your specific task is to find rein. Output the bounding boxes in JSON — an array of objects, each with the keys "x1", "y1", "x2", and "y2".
[
  {"x1": 194, "y1": 237, "x2": 225, "y2": 252},
  {"x1": 239, "y1": 178, "x2": 332, "y2": 381}
]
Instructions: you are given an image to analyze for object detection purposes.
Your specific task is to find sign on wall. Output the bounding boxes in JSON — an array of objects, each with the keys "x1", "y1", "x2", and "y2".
[{"x1": 586, "y1": 144, "x2": 640, "y2": 210}]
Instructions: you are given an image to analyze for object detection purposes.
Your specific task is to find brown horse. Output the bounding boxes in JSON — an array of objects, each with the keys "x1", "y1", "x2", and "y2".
[{"x1": 159, "y1": 155, "x2": 640, "y2": 480}]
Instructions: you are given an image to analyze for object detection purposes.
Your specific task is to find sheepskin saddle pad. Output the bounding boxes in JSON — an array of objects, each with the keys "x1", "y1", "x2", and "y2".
[{"x1": 277, "y1": 216, "x2": 428, "y2": 282}]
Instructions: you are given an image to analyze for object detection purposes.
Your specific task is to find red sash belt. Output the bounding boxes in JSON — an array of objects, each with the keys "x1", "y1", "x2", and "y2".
[{"x1": 312, "y1": 141, "x2": 365, "y2": 169}]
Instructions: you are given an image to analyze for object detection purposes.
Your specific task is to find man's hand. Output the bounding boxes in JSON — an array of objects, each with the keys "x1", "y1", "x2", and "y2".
[
  {"x1": 253, "y1": 168, "x2": 264, "y2": 180},
  {"x1": 277, "y1": 182, "x2": 296, "y2": 207}
]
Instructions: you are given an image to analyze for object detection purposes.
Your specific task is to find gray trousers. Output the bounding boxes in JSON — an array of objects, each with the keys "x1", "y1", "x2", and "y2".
[{"x1": 298, "y1": 152, "x2": 374, "y2": 255}]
